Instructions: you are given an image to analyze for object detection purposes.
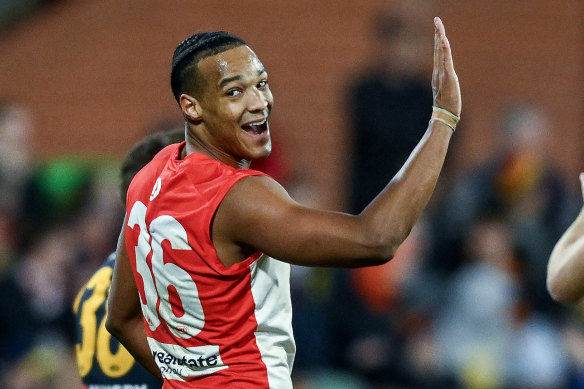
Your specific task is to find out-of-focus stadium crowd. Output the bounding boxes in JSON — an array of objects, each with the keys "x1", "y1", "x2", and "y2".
[
  {"x1": 1, "y1": 1, "x2": 584, "y2": 388},
  {"x1": 1, "y1": 95, "x2": 584, "y2": 389}
]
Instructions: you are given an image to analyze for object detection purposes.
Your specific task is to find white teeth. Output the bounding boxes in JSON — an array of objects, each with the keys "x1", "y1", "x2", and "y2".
[
  {"x1": 243, "y1": 118, "x2": 267, "y2": 134},
  {"x1": 249, "y1": 118, "x2": 266, "y2": 126}
]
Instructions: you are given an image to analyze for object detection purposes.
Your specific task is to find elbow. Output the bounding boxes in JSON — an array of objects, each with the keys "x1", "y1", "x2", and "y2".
[
  {"x1": 356, "y1": 253, "x2": 394, "y2": 267},
  {"x1": 547, "y1": 284, "x2": 571, "y2": 305},
  {"x1": 372, "y1": 239, "x2": 399, "y2": 264},
  {"x1": 105, "y1": 316, "x2": 118, "y2": 337},
  {"x1": 546, "y1": 276, "x2": 562, "y2": 303},
  {"x1": 362, "y1": 213, "x2": 414, "y2": 259},
  {"x1": 547, "y1": 273, "x2": 580, "y2": 305},
  {"x1": 105, "y1": 312, "x2": 124, "y2": 340},
  {"x1": 361, "y1": 229, "x2": 406, "y2": 266}
]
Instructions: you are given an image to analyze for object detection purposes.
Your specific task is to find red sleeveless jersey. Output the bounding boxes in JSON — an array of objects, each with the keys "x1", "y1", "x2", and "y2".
[{"x1": 124, "y1": 142, "x2": 295, "y2": 388}]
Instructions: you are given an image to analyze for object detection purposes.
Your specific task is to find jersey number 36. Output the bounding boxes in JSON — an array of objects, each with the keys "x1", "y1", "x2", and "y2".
[{"x1": 128, "y1": 201, "x2": 205, "y2": 339}]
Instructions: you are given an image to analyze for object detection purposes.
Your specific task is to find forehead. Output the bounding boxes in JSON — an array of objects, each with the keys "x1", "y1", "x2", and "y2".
[{"x1": 197, "y1": 45, "x2": 265, "y2": 86}]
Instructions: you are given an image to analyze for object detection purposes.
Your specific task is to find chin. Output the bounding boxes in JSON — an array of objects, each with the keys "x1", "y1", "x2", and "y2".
[{"x1": 253, "y1": 140, "x2": 272, "y2": 159}]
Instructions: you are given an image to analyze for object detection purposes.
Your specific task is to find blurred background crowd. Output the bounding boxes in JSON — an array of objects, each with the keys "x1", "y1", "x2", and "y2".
[{"x1": 0, "y1": 1, "x2": 583, "y2": 388}]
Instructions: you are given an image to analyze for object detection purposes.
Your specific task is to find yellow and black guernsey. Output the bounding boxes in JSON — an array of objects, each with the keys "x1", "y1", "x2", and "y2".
[{"x1": 73, "y1": 253, "x2": 161, "y2": 389}]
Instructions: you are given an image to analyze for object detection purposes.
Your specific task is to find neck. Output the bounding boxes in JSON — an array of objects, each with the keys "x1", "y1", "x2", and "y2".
[{"x1": 184, "y1": 127, "x2": 251, "y2": 169}]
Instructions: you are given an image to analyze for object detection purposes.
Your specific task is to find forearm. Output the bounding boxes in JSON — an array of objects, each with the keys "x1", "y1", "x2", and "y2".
[
  {"x1": 547, "y1": 207, "x2": 584, "y2": 303},
  {"x1": 360, "y1": 120, "x2": 452, "y2": 255},
  {"x1": 358, "y1": 17, "x2": 458, "y2": 258},
  {"x1": 107, "y1": 223, "x2": 163, "y2": 380},
  {"x1": 106, "y1": 316, "x2": 162, "y2": 380}
]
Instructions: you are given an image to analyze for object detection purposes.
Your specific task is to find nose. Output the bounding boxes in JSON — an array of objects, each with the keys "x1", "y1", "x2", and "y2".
[{"x1": 247, "y1": 88, "x2": 268, "y2": 112}]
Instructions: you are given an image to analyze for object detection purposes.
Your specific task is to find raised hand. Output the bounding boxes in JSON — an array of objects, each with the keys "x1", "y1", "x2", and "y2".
[{"x1": 432, "y1": 17, "x2": 461, "y2": 117}]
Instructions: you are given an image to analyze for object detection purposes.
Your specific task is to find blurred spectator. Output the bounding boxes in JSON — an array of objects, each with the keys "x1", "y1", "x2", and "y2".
[
  {"x1": 0, "y1": 101, "x2": 32, "y2": 205},
  {"x1": 16, "y1": 158, "x2": 94, "y2": 252},
  {"x1": 0, "y1": 8, "x2": 581, "y2": 387},
  {"x1": 72, "y1": 130, "x2": 184, "y2": 388},
  {"x1": 435, "y1": 214, "x2": 569, "y2": 389},
  {"x1": 0, "y1": 102, "x2": 33, "y2": 274},
  {"x1": 506, "y1": 292, "x2": 569, "y2": 388},
  {"x1": 325, "y1": 221, "x2": 456, "y2": 388},
  {"x1": 346, "y1": 0, "x2": 433, "y2": 214},
  {"x1": 0, "y1": 108, "x2": 116, "y2": 387},
  {"x1": 434, "y1": 102, "x2": 580, "y2": 310},
  {"x1": 559, "y1": 315, "x2": 584, "y2": 388},
  {"x1": 435, "y1": 215, "x2": 521, "y2": 388},
  {"x1": 330, "y1": 2, "x2": 447, "y2": 386},
  {"x1": 0, "y1": 225, "x2": 82, "y2": 388}
]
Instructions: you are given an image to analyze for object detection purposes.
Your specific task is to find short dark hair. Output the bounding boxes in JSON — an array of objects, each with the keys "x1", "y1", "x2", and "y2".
[
  {"x1": 120, "y1": 129, "x2": 184, "y2": 205},
  {"x1": 170, "y1": 31, "x2": 246, "y2": 104}
]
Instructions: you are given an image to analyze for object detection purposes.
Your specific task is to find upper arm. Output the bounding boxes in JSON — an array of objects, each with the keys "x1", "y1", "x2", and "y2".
[
  {"x1": 548, "y1": 235, "x2": 584, "y2": 304},
  {"x1": 213, "y1": 175, "x2": 391, "y2": 267},
  {"x1": 547, "y1": 209, "x2": 584, "y2": 303}
]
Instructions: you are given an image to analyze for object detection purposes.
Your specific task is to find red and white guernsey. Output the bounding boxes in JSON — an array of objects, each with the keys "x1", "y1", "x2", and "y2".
[{"x1": 124, "y1": 142, "x2": 295, "y2": 388}]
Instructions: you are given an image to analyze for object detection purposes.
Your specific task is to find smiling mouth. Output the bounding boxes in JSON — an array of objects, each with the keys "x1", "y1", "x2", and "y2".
[{"x1": 242, "y1": 118, "x2": 268, "y2": 135}]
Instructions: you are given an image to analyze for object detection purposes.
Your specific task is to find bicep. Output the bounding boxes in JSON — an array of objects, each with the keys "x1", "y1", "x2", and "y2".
[
  {"x1": 547, "y1": 210, "x2": 584, "y2": 303},
  {"x1": 215, "y1": 176, "x2": 388, "y2": 267}
]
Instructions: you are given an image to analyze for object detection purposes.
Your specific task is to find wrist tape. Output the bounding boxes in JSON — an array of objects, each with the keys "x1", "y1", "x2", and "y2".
[{"x1": 430, "y1": 106, "x2": 460, "y2": 132}]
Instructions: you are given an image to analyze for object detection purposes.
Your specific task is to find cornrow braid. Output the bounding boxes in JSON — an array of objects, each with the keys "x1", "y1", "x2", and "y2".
[{"x1": 170, "y1": 31, "x2": 246, "y2": 104}]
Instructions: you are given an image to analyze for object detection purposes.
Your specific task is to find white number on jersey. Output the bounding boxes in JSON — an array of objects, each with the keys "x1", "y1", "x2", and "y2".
[{"x1": 128, "y1": 201, "x2": 204, "y2": 338}]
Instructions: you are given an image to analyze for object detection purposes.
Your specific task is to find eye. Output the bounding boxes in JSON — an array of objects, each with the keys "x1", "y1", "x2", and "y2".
[
  {"x1": 226, "y1": 89, "x2": 242, "y2": 97},
  {"x1": 257, "y1": 80, "x2": 268, "y2": 89}
]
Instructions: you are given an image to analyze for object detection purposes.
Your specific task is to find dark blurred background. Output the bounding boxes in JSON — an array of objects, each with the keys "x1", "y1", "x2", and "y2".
[{"x1": 0, "y1": 1, "x2": 583, "y2": 388}]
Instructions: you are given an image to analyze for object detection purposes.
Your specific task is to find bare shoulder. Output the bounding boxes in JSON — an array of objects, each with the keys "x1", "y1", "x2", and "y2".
[
  {"x1": 211, "y1": 174, "x2": 299, "y2": 265},
  {"x1": 214, "y1": 174, "x2": 380, "y2": 267},
  {"x1": 217, "y1": 174, "x2": 297, "y2": 235},
  {"x1": 227, "y1": 174, "x2": 293, "y2": 210}
]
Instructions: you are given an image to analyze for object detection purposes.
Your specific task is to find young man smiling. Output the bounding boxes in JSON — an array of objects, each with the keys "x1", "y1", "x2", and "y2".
[{"x1": 107, "y1": 17, "x2": 461, "y2": 388}]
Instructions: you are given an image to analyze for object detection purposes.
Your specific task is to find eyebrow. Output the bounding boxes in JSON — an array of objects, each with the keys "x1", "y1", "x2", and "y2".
[{"x1": 219, "y1": 68, "x2": 267, "y2": 89}]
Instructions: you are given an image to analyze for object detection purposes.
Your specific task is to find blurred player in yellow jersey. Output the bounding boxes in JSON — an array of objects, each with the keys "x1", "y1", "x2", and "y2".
[{"x1": 73, "y1": 129, "x2": 183, "y2": 388}]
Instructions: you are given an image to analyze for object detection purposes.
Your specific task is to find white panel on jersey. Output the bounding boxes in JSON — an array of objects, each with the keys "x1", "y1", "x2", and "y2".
[{"x1": 249, "y1": 254, "x2": 296, "y2": 389}]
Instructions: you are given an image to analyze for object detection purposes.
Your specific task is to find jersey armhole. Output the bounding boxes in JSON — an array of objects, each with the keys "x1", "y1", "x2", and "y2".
[{"x1": 207, "y1": 172, "x2": 267, "y2": 273}]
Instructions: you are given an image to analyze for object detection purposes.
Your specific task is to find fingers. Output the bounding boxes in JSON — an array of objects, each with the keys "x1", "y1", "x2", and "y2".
[
  {"x1": 433, "y1": 18, "x2": 439, "y2": 76},
  {"x1": 434, "y1": 17, "x2": 445, "y2": 71},
  {"x1": 432, "y1": 18, "x2": 446, "y2": 109},
  {"x1": 434, "y1": 17, "x2": 446, "y2": 43},
  {"x1": 431, "y1": 16, "x2": 461, "y2": 117},
  {"x1": 434, "y1": 18, "x2": 453, "y2": 75},
  {"x1": 432, "y1": 18, "x2": 441, "y2": 102}
]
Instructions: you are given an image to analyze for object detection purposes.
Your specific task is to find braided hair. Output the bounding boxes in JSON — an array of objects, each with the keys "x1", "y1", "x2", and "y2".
[{"x1": 170, "y1": 31, "x2": 246, "y2": 104}]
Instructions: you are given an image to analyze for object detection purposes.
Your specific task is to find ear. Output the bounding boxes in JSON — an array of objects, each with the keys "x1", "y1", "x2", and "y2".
[{"x1": 179, "y1": 94, "x2": 202, "y2": 122}]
